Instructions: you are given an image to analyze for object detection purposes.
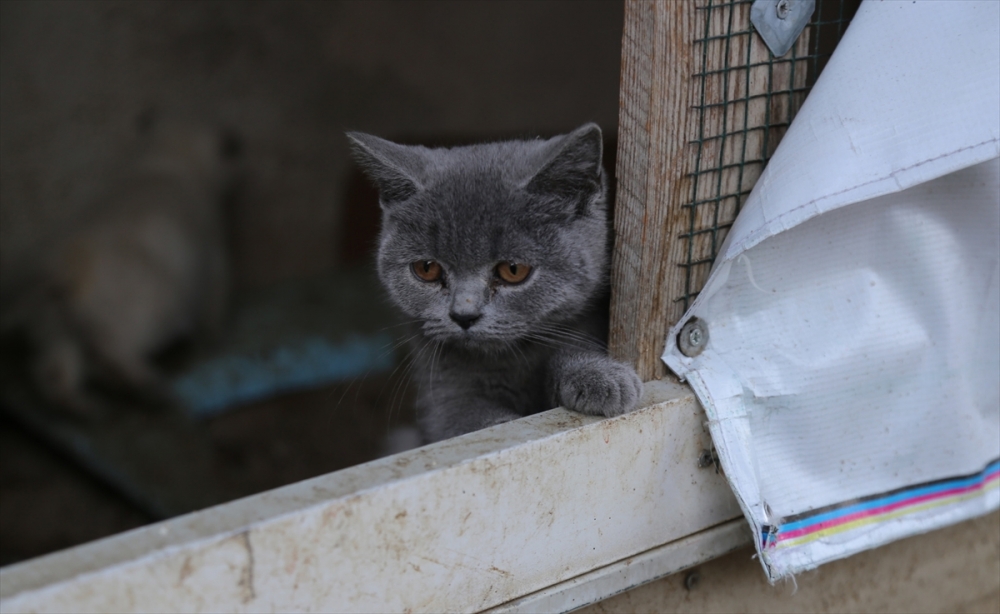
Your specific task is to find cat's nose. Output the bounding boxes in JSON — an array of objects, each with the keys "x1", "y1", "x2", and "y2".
[{"x1": 449, "y1": 312, "x2": 480, "y2": 330}]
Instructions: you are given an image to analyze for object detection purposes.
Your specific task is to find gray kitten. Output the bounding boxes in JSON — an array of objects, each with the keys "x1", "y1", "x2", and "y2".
[{"x1": 348, "y1": 124, "x2": 642, "y2": 443}]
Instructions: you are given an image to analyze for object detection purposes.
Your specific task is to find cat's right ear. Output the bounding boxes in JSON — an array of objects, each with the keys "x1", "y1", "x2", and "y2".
[{"x1": 346, "y1": 132, "x2": 426, "y2": 206}]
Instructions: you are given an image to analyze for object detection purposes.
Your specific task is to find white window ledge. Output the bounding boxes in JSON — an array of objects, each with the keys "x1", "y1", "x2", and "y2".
[{"x1": 0, "y1": 379, "x2": 744, "y2": 613}]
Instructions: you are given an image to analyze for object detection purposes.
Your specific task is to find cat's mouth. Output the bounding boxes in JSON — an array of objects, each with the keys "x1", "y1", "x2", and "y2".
[{"x1": 421, "y1": 320, "x2": 520, "y2": 351}]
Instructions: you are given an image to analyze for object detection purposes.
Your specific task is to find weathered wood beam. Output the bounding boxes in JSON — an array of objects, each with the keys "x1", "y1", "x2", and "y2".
[
  {"x1": 610, "y1": 0, "x2": 700, "y2": 381},
  {"x1": 610, "y1": 0, "x2": 810, "y2": 381}
]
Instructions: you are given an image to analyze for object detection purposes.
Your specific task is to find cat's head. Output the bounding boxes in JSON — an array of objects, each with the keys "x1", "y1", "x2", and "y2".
[{"x1": 348, "y1": 124, "x2": 610, "y2": 350}]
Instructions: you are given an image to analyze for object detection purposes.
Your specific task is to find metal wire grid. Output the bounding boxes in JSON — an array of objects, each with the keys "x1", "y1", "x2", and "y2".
[{"x1": 675, "y1": 0, "x2": 857, "y2": 312}]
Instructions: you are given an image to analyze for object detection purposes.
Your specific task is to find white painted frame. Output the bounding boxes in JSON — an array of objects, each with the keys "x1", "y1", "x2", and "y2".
[{"x1": 0, "y1": 380, "x2": 746, "y2": 613}]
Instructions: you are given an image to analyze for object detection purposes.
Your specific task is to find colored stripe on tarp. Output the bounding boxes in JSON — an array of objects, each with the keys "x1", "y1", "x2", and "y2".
[{"x1": 761, "y1": 458, "x2": 1000, "y2": 549}]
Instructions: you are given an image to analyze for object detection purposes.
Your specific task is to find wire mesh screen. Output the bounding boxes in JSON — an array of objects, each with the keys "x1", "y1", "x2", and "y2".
[{"x1": 674, "y1": 0, "x2": 859, "y2": 316}]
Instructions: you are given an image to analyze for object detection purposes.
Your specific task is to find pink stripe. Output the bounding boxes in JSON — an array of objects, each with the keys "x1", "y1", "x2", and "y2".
[{"x1": 778, "y1": 469, "x2": 1000, "y2": 542}]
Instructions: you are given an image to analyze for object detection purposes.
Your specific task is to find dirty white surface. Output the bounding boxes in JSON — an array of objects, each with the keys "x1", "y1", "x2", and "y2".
[
  {"x1": 489, "y1": 518, "x2": 750, "y2": 614},
  {"x1": 0, "y1": 380, "x2": 742, "y2": 613},
  {"x1": 663, "y1": 0, "x2": 1000, "y2": 581}
]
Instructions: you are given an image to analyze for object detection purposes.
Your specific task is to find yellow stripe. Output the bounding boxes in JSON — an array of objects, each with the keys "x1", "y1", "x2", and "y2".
[{"x1": 776, "y1": 479, "x2": 1000, "y2": 550}]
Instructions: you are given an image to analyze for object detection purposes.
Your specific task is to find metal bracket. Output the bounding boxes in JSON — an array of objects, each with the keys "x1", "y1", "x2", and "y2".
[{"x1": 751, "y1": 0, "x2": 816, "y2": 58}]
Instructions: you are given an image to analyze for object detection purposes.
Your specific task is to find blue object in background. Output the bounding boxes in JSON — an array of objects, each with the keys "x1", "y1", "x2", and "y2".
[{"x1": 173, "y1": 333, "x2": 396, "y2": 418}]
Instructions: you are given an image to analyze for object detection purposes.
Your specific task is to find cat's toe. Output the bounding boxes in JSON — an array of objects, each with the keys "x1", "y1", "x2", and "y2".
[
  {"x1": 599, "y1": 362, "x2": 643, "y2": 417},
  {"x1": 559, "y1": 358, "x2": 643, "y2": 418}
]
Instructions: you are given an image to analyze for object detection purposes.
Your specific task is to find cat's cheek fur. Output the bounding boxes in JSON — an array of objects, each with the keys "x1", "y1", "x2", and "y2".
[
  {"x1": 377, "y1": 252, "x2": 441, "y2": 322},
  {"x1": 552, "y1": 354, "x2": 644, "y2": 418}
]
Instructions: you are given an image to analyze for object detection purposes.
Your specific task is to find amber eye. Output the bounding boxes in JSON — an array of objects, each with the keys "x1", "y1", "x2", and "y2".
[
  {"x1": 411, "y1": 260, "x2": 443, "y2": 282},
  {"x1": 495, "y1": 262, "x2": 532, "y2": 284}
]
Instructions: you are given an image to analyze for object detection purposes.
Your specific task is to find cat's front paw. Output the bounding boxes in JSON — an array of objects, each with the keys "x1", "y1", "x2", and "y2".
[{"x1": 556, "y1": 355, "x2": 643, "y2": 418}]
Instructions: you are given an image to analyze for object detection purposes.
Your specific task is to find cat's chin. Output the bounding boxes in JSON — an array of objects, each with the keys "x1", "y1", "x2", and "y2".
[{"x1": 427, "y1": 332, "x2": 521, "y2": 355}]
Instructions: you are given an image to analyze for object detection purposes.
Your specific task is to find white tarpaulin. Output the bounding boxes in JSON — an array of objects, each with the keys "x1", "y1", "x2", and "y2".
[{"x1": 663, "y1": 0, "x2": 1000, "y2": 581}]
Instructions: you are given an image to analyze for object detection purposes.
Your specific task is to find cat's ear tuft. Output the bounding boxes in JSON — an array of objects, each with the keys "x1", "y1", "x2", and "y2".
[
  {"x1": 525, "y1": 123, "x2": 603, "y2": 203},
  {"x1": 347, "y1": 132, "x2": 427, "y2": 206}
]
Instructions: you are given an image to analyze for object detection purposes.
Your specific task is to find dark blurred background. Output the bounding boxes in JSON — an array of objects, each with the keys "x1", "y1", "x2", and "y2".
[
  {"x1": 0, "y1": 0, "x2": 624, "y2": 566},
  {"x1": 1, "y1": 0, "x2": 624, "y2": 285}
]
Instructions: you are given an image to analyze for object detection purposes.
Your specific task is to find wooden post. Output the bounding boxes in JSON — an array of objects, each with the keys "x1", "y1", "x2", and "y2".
[
  {"x1": 610, "y1": 0, "x2": 810, "y2": 381},
  {"x1": 610, "y1": 0, "x2": 699, "y2": 381}
]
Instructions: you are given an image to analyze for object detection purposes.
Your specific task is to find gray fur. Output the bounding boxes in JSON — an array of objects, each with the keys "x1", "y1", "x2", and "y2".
[{"x1": 348, "y1": 124, "x2": 642, "y2": 443}]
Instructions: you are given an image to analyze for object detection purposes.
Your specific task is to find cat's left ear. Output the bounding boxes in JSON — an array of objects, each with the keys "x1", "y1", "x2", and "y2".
[
  {"x1": 525, "y1": 123, "x2": 603, "y2": 205},
  {"x1": 347, "y1": 132, "x2": 428, "y2": 206}
]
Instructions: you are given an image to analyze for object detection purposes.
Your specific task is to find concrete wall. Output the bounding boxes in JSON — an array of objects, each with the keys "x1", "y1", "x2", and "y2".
[{"x1": 0, "y1": 0, "x2": 623, "y2": 288}]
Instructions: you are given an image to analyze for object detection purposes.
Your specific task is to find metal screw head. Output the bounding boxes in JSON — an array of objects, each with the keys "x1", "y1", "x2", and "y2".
[
  {"x1": 677, "y1": 318, "x2": 709, "y2": 357},
  {"x1": 697, "y1": 449, "x2": 715, "y2": 468},
  {"x1": 684, "y1": 570, "x2": 701, "y2": 591},
  {"x1": 775, "y1": 0, "x2": 791, "y2": 19}
]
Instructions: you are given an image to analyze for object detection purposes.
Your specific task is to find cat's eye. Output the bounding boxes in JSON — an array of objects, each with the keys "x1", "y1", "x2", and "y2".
[
  {"x1": 496, "y1": 262, "x2": 532, "y2": 285},
  {"x1": 411, "y1": 260, "x2": 443, "y2": 282}
]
